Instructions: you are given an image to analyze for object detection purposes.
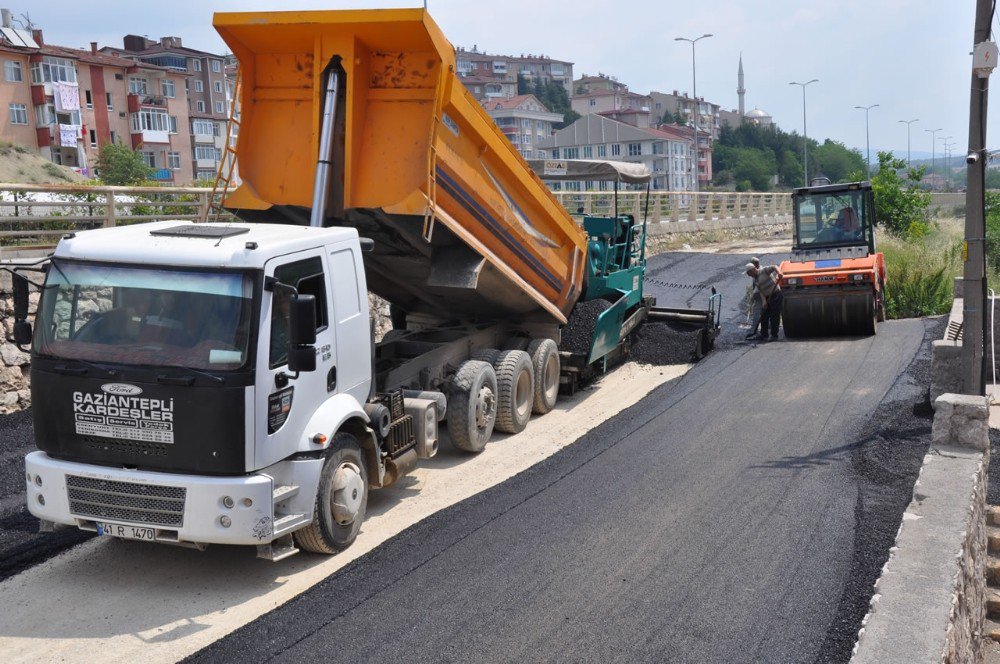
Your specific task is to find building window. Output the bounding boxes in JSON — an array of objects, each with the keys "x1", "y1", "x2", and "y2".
[
  {"x1": 140, "y1": 150, "x2": 157, "y2": 168},
  {"x1": 194, "y1": 80, "x2": 203, "y2": 93},
  {"x1": 195, "y1": 145, "x2": 219, "y2": 161},
  {"x1": 628, "y1": 143, "x2": 642, "y2": 156},
  {"x1": 583, "y1": 146, "x2": 593, "y2": 158},
  {"x1": 598, "y1": 144, "x2": 607, "y2": 158},
  {"x1": 35, "y1": 103, "x2": 79, "y2": 126},
  {"x1": 30, "y1": 56, "x2": 77, "y2": 83},
  {"x1": 197, "y1": 100, "x2": 206, "y2": 113},
  {"x1": 193, "y1": 119, "x2": 216, "y2": 135},
  {"x1": 213, "y1": 80, "x2": 223, "y2": 93},
  {"x1": 129, "y1": 77, "x2": 148, "y2": 95},
  {"x1": 110, "y1": 130, "x2": 118, "y2": 144},
  {"x1": 169, "y1": 116, "x2": 178, "y2": 133},
  {"x1": 162, "y1": 79, "x2": 175, "y2": 98},
  {"x1": 611, "y1": 143, "x2": 621, "y2": 156},
  {"x1": 89, "y1": 129, "x2": 97, "y2": 147},
  {"x1": 4, "y1": 60, "x2": 21, "y2": 82},
  {"x1": 84, "y1": 89, "x2": 93, "y2": 108},
  {"x1": 196, "y1": 170, "x2": 214, "y2": 180},
  {"x1": 215, "y1": 101, "x2": 224, "y2": 114},
  {"x1": 565, "y1": 147, "x2": 579, "y2": 159},
  {"x1": 131, "y1": 107, "x2": 170, "y2": 133},
  {"x1": 589, "y1": 98, "x2": 596, "y2": 107},
  {"x1": 211, "y1": 60, "x2": 221, "y2": 73},
  {"x1": 168, "y1": 151, "x2": 181, "y2": 169},
  {"x1": 550, "y1": 148, "x2": 559, "y2": 159},
  {"x1": 106, "y1": 92, "x2": 113, "y2": 110},
  {"x1": 192, "y1": 59, "x2": 202, "y2": 72},
  {"x1": 8, "y1": 103, "x2": 27, "y2": 125}
]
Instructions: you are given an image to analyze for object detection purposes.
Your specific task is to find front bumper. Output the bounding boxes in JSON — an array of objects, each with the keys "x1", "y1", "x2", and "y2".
[{"x1": 25, "y1": 451, "x2": 278, "y2": 546}]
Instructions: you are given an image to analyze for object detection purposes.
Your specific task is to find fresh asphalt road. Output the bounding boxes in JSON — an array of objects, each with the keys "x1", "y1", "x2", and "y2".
[{"x1": 192, "y1": 251, "x2": 927, "y2": 663}]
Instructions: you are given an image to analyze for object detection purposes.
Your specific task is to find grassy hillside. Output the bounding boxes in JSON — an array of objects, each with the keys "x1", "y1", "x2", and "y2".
[{"x1": 0, "y1": 142, "x2": 83, "y2": 185}]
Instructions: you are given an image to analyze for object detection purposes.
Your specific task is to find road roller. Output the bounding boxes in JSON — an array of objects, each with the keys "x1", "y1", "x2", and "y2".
[{"x1": 779, "y1": 181, "x2": 886, "y2": 338}]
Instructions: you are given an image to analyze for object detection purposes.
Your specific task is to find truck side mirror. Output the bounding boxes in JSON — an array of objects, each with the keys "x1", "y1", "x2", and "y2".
[
  {"x1": 287, "y1": 346, "x2": 317, "y2": 373},
  {"x1": 11, "y1": 273, "x2": 32, "y2": 346},
  {"x1": 289, "y1": 294, "x2": 317, "y2": 346}
]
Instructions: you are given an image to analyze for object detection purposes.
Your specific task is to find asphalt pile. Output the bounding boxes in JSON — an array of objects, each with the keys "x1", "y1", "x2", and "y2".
[
  {"x1": 630, "y1": 322, "x2": 701, "y2": 365},
  {"x1": 0, "y1": 409, "x2": 92, "y2": 581},
  {"x1": 558, "y1": 298, "x2": 613, "y2": 355}
]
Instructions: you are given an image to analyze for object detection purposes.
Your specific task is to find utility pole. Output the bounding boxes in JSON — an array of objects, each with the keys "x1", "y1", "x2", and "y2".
[
  {"x1": 963, "y1": 0, "x2": 995, "y2": 396},
  {"x1": 854, "y1": 104, "x2": 879, "y2": 179},
  {"x1": 675, "y1": 34, "x2": 712, "y2": 195},
  {"x1": 926, "y1": 127, "x2": 943, "y2": 180},
  {"x1": 790, "y1": 79, "x2": 818, "y2": 185},
  {"x1": 898, "y1": 118, "x2": 919, "y2": 168}
]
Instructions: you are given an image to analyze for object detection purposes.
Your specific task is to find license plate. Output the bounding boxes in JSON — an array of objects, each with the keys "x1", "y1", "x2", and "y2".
[{"x1": 97, "y1": 523, "x2": 155, "y2": 541}]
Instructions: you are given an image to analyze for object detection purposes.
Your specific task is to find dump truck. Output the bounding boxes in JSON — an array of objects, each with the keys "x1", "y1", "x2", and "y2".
[
  {"x1": 9, "y1": 8, "x2": 716, "y2": 560},
  {"x1": 779, "y1": 181, "x2": 886, "y2": 337}
]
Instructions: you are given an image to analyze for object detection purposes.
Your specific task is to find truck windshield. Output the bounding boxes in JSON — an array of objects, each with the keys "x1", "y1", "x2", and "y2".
[
  {"x1": 34, "y1": 261, "x2": 255, "y2": 372},
  {"x1": 795, "y1": 189, "x2": 871, "y2": 248}
]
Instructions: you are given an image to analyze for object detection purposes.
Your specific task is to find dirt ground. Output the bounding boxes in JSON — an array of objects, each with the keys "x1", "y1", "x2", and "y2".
[{"x1": 0, "y1": 143, "x2": 82, "y2": 185}]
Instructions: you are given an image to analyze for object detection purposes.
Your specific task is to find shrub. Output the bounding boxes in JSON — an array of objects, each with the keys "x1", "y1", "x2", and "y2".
[
  {"x1": 879, "y1": 229, "x2": 961, "y2": 318},
  {"x1": 871, "y1": 151, "x2": 931, "y2": 238}
]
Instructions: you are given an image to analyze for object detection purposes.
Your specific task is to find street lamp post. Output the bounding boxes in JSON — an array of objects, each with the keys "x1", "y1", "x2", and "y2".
[
  {"x1": 925, "y1": 127, "x2": 943, "y2": 183},
  {"x1": 898, "y1": 118, "x2": 919, "y2": 167},
  {"x1": 854, "y1": 103, "x2": 879, "y2": 179},
  {"x1": 675, "y1": 33, "x2": 712, "y2": 195},
  {"x1": 790, "y1": 79, "x2": 819, "y2": 185}
]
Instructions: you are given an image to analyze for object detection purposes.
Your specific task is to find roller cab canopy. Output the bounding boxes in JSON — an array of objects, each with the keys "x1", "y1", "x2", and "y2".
[
  {"x1": 527, "y1": 159, "x2": 652, "y2": 185},
  {"x1": 213, "y1": 9, "x2": 587, "y2": 324}
]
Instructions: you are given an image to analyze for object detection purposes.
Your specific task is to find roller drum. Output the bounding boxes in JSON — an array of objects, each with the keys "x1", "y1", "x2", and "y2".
[{"x1": 781, "y1": 288, "x2": 877, "y2": 338}]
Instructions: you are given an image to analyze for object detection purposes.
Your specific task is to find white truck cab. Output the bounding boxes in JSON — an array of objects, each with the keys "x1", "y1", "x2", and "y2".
[{"x1": 17, "y1": 220, "x2": 561, "y2": 559}]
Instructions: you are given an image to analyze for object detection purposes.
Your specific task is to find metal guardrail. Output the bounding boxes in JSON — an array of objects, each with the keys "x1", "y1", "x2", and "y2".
[
  {"x1": 552, "y1": 190, "x2": 793, "y2": 222},
  {"x1": 0, "y1": 183, "x2": 229, "y2": 248}
]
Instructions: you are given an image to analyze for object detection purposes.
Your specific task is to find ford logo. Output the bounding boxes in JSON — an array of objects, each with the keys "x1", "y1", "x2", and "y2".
[{"x1": 101, "y1": 383, "x2": 143, "y2": 396}]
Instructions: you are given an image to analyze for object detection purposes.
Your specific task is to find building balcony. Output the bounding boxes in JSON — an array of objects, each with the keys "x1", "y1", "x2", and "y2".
[
  {"x1": 193, "y1": 132, "x2": 215, "y2": 144},
  {"x1": 127, "y1": 93, "x2": 168, "y2": 113},
  {"x1": 195, "y1": 157, "x2": 219, "y2": 169},
  {"x1": 130, "y1": 129, "x2": 169, "y2": 147}
]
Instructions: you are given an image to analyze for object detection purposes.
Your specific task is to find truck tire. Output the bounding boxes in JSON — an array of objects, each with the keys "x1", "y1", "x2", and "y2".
[
  {"x1": 471, "y1": 348, "x2": 501, "y2": 366},
  {"x1": 448, "y1": 360, "x2": 497, "y2": 453},
  {"x1": 494, "y1": 350, "x2": 534, "y2": 434},
  {"x1": 527, "y1": 338, "x2": 560, "y2": 415},
  {"x1": 877, "y1": 280, "x2": 887, "y2": 322},
  {"x1": 295, "y1": 432, "x2": 369, "y2": 554}
]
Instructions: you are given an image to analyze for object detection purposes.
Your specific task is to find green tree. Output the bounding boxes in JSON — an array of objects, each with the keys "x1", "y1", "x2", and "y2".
[
  {"x1": 517, "y1": 74, "x2": 531, "y2": 95},
  {"x1": 871, "y1": 151, "x2": 931, "y2": 238},
  {"x1": 96, "y1": 143, "x2": 153, "y2": 186},
  {"x1": 811, "y1": 140, "x2": 866, "y2": 183}
]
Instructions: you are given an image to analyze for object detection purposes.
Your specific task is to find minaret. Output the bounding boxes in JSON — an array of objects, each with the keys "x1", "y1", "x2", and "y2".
[{"x1": 737, "y1": 53, "x2": 745, "y2": 123}]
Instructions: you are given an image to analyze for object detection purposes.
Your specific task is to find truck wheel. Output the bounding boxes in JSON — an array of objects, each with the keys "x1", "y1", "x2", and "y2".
[
  {"x1": 471, "y1": 348, "x2": 501, "y2": 366},
  {"x1": 494, "y1": 350, "x2": 534, "y2": 434},
  {"x1": 527, "y1": 338, "x2": 560, "y2": 414},
  {"x1": 448, "y1": 360, "x2": 497, "y2": 453},
  {"x1": 295, "y1": 432, "x2": 369, "y2": 554},
  {"x1": 877, "y1": 281, "x2": 887, "y2": 322}
]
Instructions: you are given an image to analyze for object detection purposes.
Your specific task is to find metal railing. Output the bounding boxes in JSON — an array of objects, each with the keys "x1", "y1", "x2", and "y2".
[
  {"x1": 551, "y1": 190, "x2": 792, "y2": 222},
  {"x1": 0, "y1": 183, "x2": 230, "y2": 248}
]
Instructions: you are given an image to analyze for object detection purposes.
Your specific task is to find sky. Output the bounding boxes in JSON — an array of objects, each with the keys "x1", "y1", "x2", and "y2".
[{"x1": 17, "y1": 0, "x2": 992, "y2": 161}]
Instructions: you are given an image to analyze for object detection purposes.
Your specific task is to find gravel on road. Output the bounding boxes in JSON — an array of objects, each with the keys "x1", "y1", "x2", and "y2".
[
  {"x1": 0, "y1": 409, "x2": 92, "y2": 582},
  {"x1": 630, "y1": 321, "x2": 701, "y2": 365}
]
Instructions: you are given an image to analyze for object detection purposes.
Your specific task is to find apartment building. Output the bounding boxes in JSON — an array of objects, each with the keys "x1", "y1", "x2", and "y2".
[
  {"x1": 538, "y1": 114, "x2": 693, "y2": 191},
  {"x1": 649, "y1": 91, "x2": 721, "y2": 140},
  {"x1": 0, "y1": 23, "x2": 194, "y2": 183},
  {"x1": 455, "y1": 46, "x2": 573, "y2": 101},
  {"x1": 571, "y1": 89, "x2": 653, "y2": 121},
  {"x1": 482, "y1": 94, "x2": 562, "y2": 159},
  {"x1": 110, "y1": 35, "x2": 229, "y2": 180},
  {"x1": 573, "y1": 73, "x2": 628, "y2": 95}
]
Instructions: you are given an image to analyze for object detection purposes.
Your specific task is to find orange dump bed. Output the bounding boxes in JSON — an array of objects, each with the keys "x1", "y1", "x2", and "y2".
[{"x1": 213, "y1": 9, "x2": 586, "y2": 324}]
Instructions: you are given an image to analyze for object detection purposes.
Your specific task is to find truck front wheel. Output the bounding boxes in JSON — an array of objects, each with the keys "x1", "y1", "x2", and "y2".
[
  {"x1": 295, "y1": 432, "x2": 369, "y2": 554},
  {"x1": 448, "y1": 360, "x2": 497, "y2": 453}
]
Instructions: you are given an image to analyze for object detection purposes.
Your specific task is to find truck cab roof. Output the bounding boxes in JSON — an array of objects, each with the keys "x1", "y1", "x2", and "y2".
[{"x1": 52, "y1": 221, "x2": 359, "y2": 269}]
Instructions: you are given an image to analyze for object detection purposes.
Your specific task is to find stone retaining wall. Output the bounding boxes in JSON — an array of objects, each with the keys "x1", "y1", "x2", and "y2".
[{"x1": 0, "y1": 271, "x2": 31, "y2": 413}]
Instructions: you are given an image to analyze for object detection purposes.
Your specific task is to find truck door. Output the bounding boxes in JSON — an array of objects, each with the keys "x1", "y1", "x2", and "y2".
[
  {"x1": 327, "y1": 245, "x2": 371, "y2": 403},
  {"x1": 255, "y1": 251, "x2": 337, "y2": 469}
]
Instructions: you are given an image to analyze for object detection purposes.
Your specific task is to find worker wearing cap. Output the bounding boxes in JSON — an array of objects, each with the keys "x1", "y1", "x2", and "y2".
[
  {"x1": 744, "y1": 257, "x2": 764, "y2": 340},
  {"x1": 745, "y1": 262, "x2": 784, "y2": 341}
]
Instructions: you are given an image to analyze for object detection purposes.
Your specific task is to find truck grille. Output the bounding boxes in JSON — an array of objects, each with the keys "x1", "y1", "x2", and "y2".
[{"x1": 66, "y1": 475, "x2": 186, "y2": 527}]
